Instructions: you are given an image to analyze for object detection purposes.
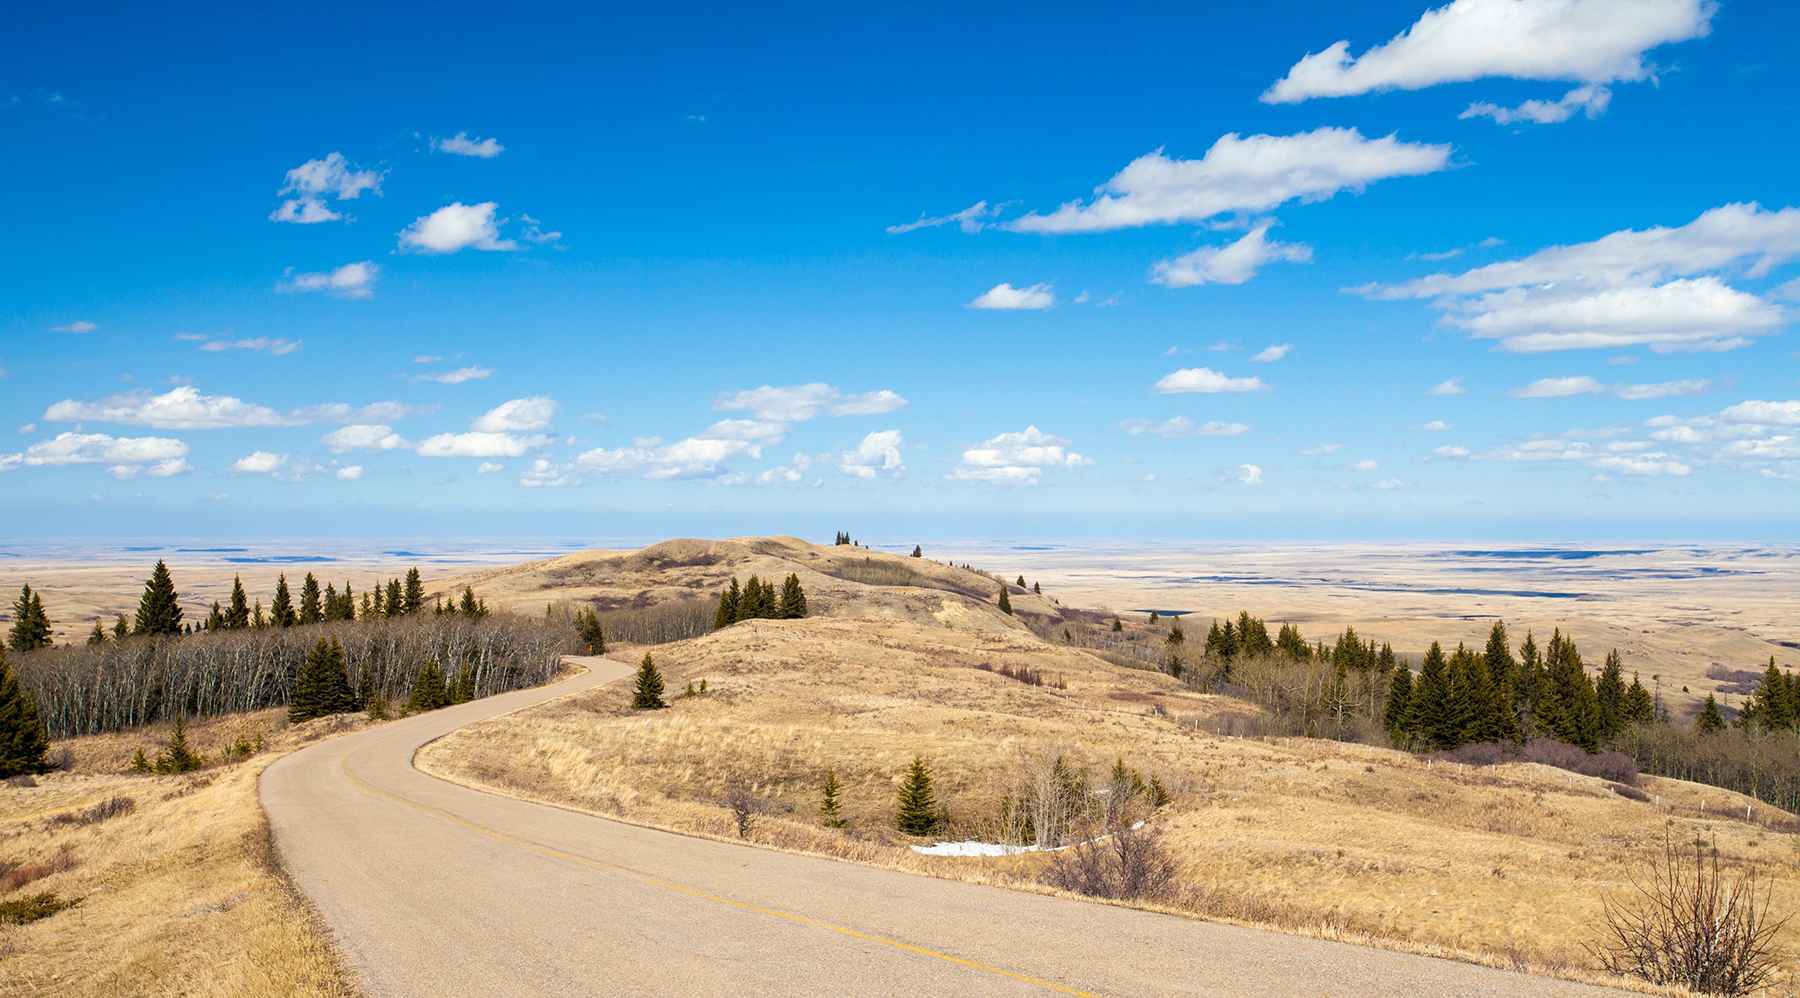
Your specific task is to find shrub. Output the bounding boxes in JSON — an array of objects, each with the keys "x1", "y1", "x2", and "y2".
[
  {"x1": 1041, "y1": 819, "x2": 1179, "y2": 902},
  {"x1": 1434, "y1": 738, "x2": 1638, "y2": 784},
  {"x1": 1590, "y1": 828, "x2": 1790, "y2": 994},
  {"x1": 0, "y1": 892, "x2": 80, "y2": 925},
  {"x1": 0, "y1": 845, "x2": 75, "y2": 893},
  {"x1": 154, "y1": 715, "x2": 204, "y2": 774},
  {"x1": 723, "y1": 779, "x2": 765, "y2": 839},
  {"x1": 47, "y1": 796, "x2": 135, "y2": 828}
]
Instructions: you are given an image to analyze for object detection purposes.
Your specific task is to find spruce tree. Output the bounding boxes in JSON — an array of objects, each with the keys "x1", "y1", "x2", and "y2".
[
  {"x1": 820, "y1": 769, "x2": 847, "y2": 828},
  {"x1": 1409, "y1": 642, "x2": 1455, "y2": 749},
  {"x1": 206, "y1": 601, "x2": 225, "y2": 631},
  {"x1": 298, "y1": 573, "x2": 323, "y2": 625},
  {"x1": 895, "y1": 756, "x2": 941, "y2": 836},
  {"x1": 8, "y1": 586, "x2": 53, "y2": 652},
  {"x1": 737, "y1": 576, "x2": 764, "y2": 622},
  {"x1": 403, "y1": 568, "x2": 425, "y2": 615},
  {"x1": 449, "y1": 664, "x2": 476, "y2": 704},
  {"x1": 371, "y1": 585, "x2": 384, "y2": 617},
  {"x1": 386, "y1": 579, "x2": 404, "y2": 618},
  {"x1": 777, "y1": 574, "x2": 808, "y2": 619},
  {"x1": 407, "y1": 660, "x2": 449, "y2": 713},
  {"x1": 458, "y1": 587, "x2": 480, "y2": 616},
  {"x1": 340, "y1": 582, "x2": 356, "y2": 622},
  {"x1": 1595, "y1": 650, "x2": 1627, "y2": 740},
  {"x1": 1746, "y1": 658, "x2": 1793, "y2": 733},
  {"x1": 154, "y1": 714, "x2": 204, "y2": 773},
  {"x1": 226, "y1": 575, "x2": 250, "y2": 629},
  {"x1": 134, "y1": 560, "x2": 183, "y2": 635},
  {"x1": 632, "y1": 653, "x2": 667, "y2": 710},
  {"x1": 1623, "y1": 673, "x2": 1655, "y2": 726},
  {"x1": 911, "y1": 545, "x2": 922, "y2": 558},
  {"x1": 0, "y1": 646, "x2": 52, "y2": 778},
  {"x1": 1696, "y1": 694, "x2": 1726, "y2": 734},
  {"x1": 270, "y1": 574, "x2": 296, "y2": 628},
  {"x1": 1112, "y1": 617, "x2": 1123, "y2": 633},
  {"x1": 714, "y1": 578, "x2": 740, "y2": 630},
  {"x1": 290, "y1": 638, "x2": 354, "y2": 722},
  {"x1": 112, "y1": 614, "x2": 130, "y2": 640},
  {"x1": 997, "y1": 587, "x2": 1012, "y2": 615},
  {"x1": 251, "y1": 599, "x2": 266, "y2": 629},
  {"x1": 1384, "y1": 665, "x2": 1414, "y2": 742},
  {"x1": 87, "y1": 619, "x2": 107, "y2": 646}
]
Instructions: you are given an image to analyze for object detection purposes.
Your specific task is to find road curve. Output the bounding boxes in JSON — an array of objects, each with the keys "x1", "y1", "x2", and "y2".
[{"x1": 263, "y1": 656, "x2": 1619, "y2": 997}]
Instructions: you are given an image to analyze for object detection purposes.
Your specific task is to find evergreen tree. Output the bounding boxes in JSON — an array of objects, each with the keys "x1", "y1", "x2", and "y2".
[
  {"x1": 1276, "y1": 623, "x2": 1310, "y2": 659},
  {"x1": 576, "y1": 609, "x2": 606, "y2": 654},
  {"x1": 1518, "y1": 630, "x2": 1544, "y2": 723},
  {"x1": 449, "y1": 663, "x2": 476, "y2": 704},
  {"x1": 1032, "y1": 581, "x2": 1041, "y2": 595},
  {"x1": 206, "y1": 601, "x2": 226, "y2": 631},
  {"x1": 1745, "y1": 658, "x2": 1794, "y2": 734},
  {"x1": 715, "y1": 578, "x2": 741, "y2": 630},
  {"x1": 226, "y1": 575, "x2": 250, "y2": 629},
  {"x1": 113, "y1": 614, "x2": 130, "y2": 640},
  {"x1": 1166, "y1": 619, "x2": 1185, "y2": 646},
  {"x1": 1538, "y1": 630, "x2": 1600, "y2": 750},
  {"x1": 777, "y1": 574, "x2": 808, "y2": 619},
  {"x1": 385, "y1": 579, "x2": 404, "y2": 618},
  {"x1": 1409, "y1": 642, "x2": 1455, "y2": 749},
  {"x1": 1016, "y1": 575, "x2": 1026, "y2": 588},
  {"x1": 403, "y1": 568, "x2": 425, "y2": 615},
  {"x1": 1111, "y1": 617, "x2": 1123, "y2": 633},
  {"x1": 997, "y1": 587, "x2": 1012, "y2": 615},
  {"x1": 1384, "y1": 665, "x2": 1414, "y2": 742},
  {"x1": 1696, "y1": 694, "x2": 1726, "y2": 734},
  {"x1": 1447, "y1": 644, "x2": 1499, "y2": 745},
  {"x1": 910, "y1": 545, "x2": 922, "y2": 558},
  {"x1": 820, "y1": 769, "x2": 846, "y2": 828},
  {"x1": 8, "y1": 586, "x2": 53, "y2": 652},
  {"x1": 298, "y1": 573, "x2": 323, "y2": 625},
  {"x1": 0, "y1": 646, "x2": 52, "y2": 778},
  {"x1": 154, "y1": 714, "x2": 203, "y2": 774},
  {"x1": 458, "y1": 587, "x2": 480, "y2": 617},
  {"x1": 1595, "y1": 650, "x2": 1628, "y2": 741},
  {"x1": 737, "y1": 576, "x2": 767, "y2": 622},
  {"x1": 340, "y1": 582, "x2": 356, "y2": 622},
  {"x1": 1624, "y1": 672, "x2": 1656, "y2": 726},
  {"x1": 323, "y1": 583, "x2": 339, "y2": 621},
  {"x1": 87, "y1": 619, "x2": 107, "y2": 646},
  {"x1": 371, "y1": 584, "x2": 385, "y2": 617},
  {"x1": 895, "y1": 756, "x2": 941, "y2": 836},
  {"x1": 134, "y1": 560, "x2": 184, "y2": 635},
  {"x1": 251, "y1": 599, "x2": 266, "y2": 629},
  {"x1": 632, "y1": 653, "x2": 667, "y2": 709},
  {"x1": 290, "y1": 638, "x2": 354, "y2": 722},
  {"x1": 270, "y1": 574, "x2": 297, "y2": 628},
  {"x1": 407, "y1": 660, "x2": 449, "y2": 713}
]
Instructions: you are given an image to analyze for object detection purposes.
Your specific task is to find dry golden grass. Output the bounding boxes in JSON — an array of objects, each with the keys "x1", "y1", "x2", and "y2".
[
  {"x1": 420, "y1": 538, "x2": 1800, "y2": 994},
  {"x1": 0, "y1": 712, "x2": 360, "y2": 998}
]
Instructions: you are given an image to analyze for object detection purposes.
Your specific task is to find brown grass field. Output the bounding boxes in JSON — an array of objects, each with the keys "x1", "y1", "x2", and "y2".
[
  {"x1": 0, "y1": 711, "x2": 358, "y2": 998},
  {"x1": 417, "y1": 536, "x2": 1800, "y2": 993}
]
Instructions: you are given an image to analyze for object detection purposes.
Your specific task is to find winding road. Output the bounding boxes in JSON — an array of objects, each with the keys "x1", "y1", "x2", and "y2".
[{"x1": 262, "y1": 655, "x2": 1618, "y2": 997}]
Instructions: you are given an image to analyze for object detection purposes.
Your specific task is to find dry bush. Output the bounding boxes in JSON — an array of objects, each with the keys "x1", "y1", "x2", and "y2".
[
  {"x1": 47, "y1": 796, "x2": 136, "y2": 828},
  {"x1": 14, "y1": 612, "x2": 574, "y2": 737},
  {"x1": 1436, "y1": 739, "x2": 1639, "y2": 785},
  {"x1": 722, "y1": 779, "x2": 767, "y2": 839},
  {"x1": 1, "y1": 844, "x2": 76, "y2": 893},
  {"x1": 0, "y1": 891, "x2": 80, "y2": 925},
  {"x1": 1042, "y1": 818, "x2": 1180, "y2": 902},
  {"x1": 1620, "y1": 724, "x2": 1800, "y2": 814},
  {"x1": 1590, "y1": 827, "x2": 1792, "y2": 994},
  {"x1": 594, "y1": 598, "x2": 715, "y2": 645}
]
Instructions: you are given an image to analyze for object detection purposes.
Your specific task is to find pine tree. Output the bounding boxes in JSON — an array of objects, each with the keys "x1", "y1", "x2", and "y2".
[
  {"x1": 87, "y1": 619, "x2": 107, "y2": 646},
  {"x1": 8, "y1": 585, "x2": 53, "y2": 652},
  {"x1": 1409, "y1": 642, "x2": 1455, "y2": 749},
  {"x1": 1147, "y1": 775, "x2": 1172, "y2": 810},
  {"x1": 251, "y1": 600, "x2": 266, "y2": 629},
  {"x1": 715, "y1": 578, "x2": 741, "y2": 630},
  {"x1": 1745, "y1": 658, "x2": 1793, "y2": 734},
  {"x1": 1624, "y1": 672, "x2": 1656, "y2": 726},
  {"x1": 154, "y1": 714, "x2": 204, "y2": 773},
  {"x1": 777, "y1": 574, "x2": 808, "y2": 619},
  {"x1": 340, "y1": 582, "x2": 356, "y2": 622},
  {"x1": 134, "y1": 560, "x2": 183, "y2": 635},
  {"x1": 576, "y1": 609, "x2": 606, "y2": 653},
  {"x1": 997, "y1": 587, "x2": 1012, "y2": 615},
  {"x1": 910, "y1": 545, "x2": 922, "y2": 558},
  {"x1": 1595, "y1": 650, "x2": 1628, "y2": 741},
  {"x1": 895, "y1": 756, "x2": 941, "y2": 835},
  {"x1": 407, "y1": 660, "x2": 449, "y2": 713},
  {"x1": 458, "y1": 587, "x2": 480, "y2": 617},
  {"x1": 1112, "y1": 617, "x2": 1123, "y2": 633},
  {"x1": 206, "y1": 601, "x2": 225, "y2": 631},
  {"x1": 632, "y1": 653, "x2": 667, "y2": 709},
  {"x1": 820, "y1": 769, "x2": 847, "y2": 828},
  {"x1": 270, "y1": 574, "x2": 296, "y2": 628},
  {"x1": 1696, "y1": 694, "x2": 1726, "y2": 734},
  {"x1": 298, "y1": 573, "x2": 323, "y2": 625},
  {"x1": 226, "y1": 575, "x2": 250, "y2": 629},
  {"x1": 1384, "y1": 665, "x2": 1414, "y2": 742},
  {"x1": 290, "y1": 638, "x2": 354, "y2": 722},
  {"x1": 449, "y1": 664, "x2": 476, "y2": 704},
  {"x1": 737, "y1": 576, "x2": 764, "y2": 622},
  {"x1": 403, "y1": 568, "x2": 425, "y2": 615},
  {"x1": 1447, "y1": 644, "x2": 1497, "y2": 746},
  {"x1": 371, "y1": 584, "x2": 385, "y2": 617},
  {"x1": 0, "y1": 646, "x2": 52, "y2": 778},
  {"x1": 113, "y1": 614, "x2": 130, "y2": 640},
  {"x1": 386, "y1": 579, "x2": 404, "y2": 618}
]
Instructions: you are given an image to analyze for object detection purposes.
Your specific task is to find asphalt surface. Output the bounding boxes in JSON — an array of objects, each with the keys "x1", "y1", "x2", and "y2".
[{"x1": 262, "y1": 655, "x2": 1621, "y2": 997}]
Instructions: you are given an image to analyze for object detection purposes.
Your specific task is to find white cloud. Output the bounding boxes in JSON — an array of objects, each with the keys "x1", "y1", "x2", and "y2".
[
  {"x1": 1121, "y1": 416, "x2": 1248, "y2": 438},
  {"x1": 324, "y1": 424, "x2": 408, "y2": 452},
  {"x1": 1250, "y1": 343, "x2": 1292, "y2": 363},
  {"x1": 278, "y1": 261, "x2": 377, "y2": 299},
  {"x1": 1722, "y1": 400, "x2": 1800, "y2": 425},
  {"x1": 1005, "y1": 128, "x2": 1450, "y2": 234},
  {"x1": 519, "y1": 458, "x2": 578, "y2": 488},
  {"x1": 757, "y1": 453, "x2": 815, "y2": 485},
  {"x1": 472, "y1": 397, "x2": 558, "y2": 433},
  {"x1": 1615, "y1": 379, "x2": 1710, "y2": 401},
  {"x1": 951, "y1": 426, "x2": 1089, "y2": 485},
  {"x1": 518, "y1": 214, "x2": 562, "y2": 245},
  {"x1": 1774, "y1": 278, "x2": 1800, "y2": 301},
  {"x1": 1261, "y1": 0, "x2": 1715, "y2": 102},
  {"x1": 1238, "y1": 463, "x2": 1264, "y2": 486},
  {"x1": 887, "y1": 201, "x2": 999, "y2": 235},
  {"x1": 435, "y1": 131, "x2": 504, "y2": 158},
  {"x1": 713, "y1": 383, "x2": 905, "y2": 422},
  {"x1": 1150, "y1": 220, "x2": 1312, "y2": 287},
  {"x1": 1301, "y1": 443, "x2": 1343, "y2": 456},
  {"x1": 1154, "y1": 367, "x2": 1267, "y2": 394},
  {"x1": 576, "y1": 436, "x2": 757, "y2": 480},
  {"x1": 1433, "y1": 445, "x2": 1471, "y2": 458},
  {"x1": 415, "y1": 366, "x2": 493, "y2": 384},
  {"x1": 831, "y1": 389, "x2": 908, "y2": 416},
  {"x1": 1462, "y1": 84, "x2": 1612, "y2": 125},
  {"x1": 1423, "y1": 419, "x2": 1451, "y2": 431},
  {"x1": 1428, "y1": 378, "x2": 1468, "y2": 396},
  {"x1": 336, "y1": 465, "x2": 364, "y2": 481},
  {"x1": 1353, "y1": 459, "x2": 1379, "y2": 471},
  {"x1": 196, "y1": 337, "x2": 303, "y2": 355},
  {"x1": 1480, "y1": 437, "x2": 1691, "y2": 476},
  {"x1": 45, "y1": 386, "x2": 293, "y2": 429},
  {"x1": 1593, "y1": 453, "x2": 1692, "y2": 476},
  {"x1": 1372, "y1": 478, "x2": 1405, "y2": 490},
  {"x1": 233, "y1": 451, "x2": 287, "y2": 474},
  {"x1": 398, "y1": 202, "x2": 517, "y2": 253},
  {"x1": 1513, "y1": 376, "x2": 1605, "y2": 398},
  {"x1": 0, "y1": 432, "x2": 189, "y2": 476},
  {"x1": 1444, "y1": 277, "x2": 1783, "y2": 353},
  {"x1": 477, "y1": 462, "x2": 504, "y2": 474},
  {"x1": 838, "y1": 430, "x2": 905, "y2": 478},
  {"x1": 270, "y1": 152, "x2": 382, "y2": 224},
  {"x1": 53, "y1": 320, "x2": 97, "y2": 334},
  {"x1": 969, "y1": 282, "x2": 1054, "y2": 310},
  {"x1": 702, "y1": 419, "x2": 788, "y2": 443},
  {"x1": 417, "y1": 432, "x2": 552, "y2": 458},
  {"x1": 292, "y1": 401, "x2": 420, "y2": 424}
]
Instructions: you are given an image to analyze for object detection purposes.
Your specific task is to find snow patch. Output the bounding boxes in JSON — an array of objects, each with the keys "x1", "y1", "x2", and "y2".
[{"x1": 910, "y1": 821, "x2": 1145, "y2": 857}]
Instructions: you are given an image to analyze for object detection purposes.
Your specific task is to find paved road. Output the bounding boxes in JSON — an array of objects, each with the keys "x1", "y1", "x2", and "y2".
[{"x1": 263, "y1": 656, "x2": 1619, "y2": 997}]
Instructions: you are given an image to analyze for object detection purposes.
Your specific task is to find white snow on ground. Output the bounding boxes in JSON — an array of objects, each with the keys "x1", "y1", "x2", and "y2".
[{"x1": 910, "y1": 822, "x2": 1146, "y2": 857}]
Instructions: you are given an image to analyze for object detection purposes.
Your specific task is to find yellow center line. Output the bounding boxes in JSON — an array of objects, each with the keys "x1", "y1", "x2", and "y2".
[{"x1": 340, "y1": 756, "x2": 1100, "y2": 997}]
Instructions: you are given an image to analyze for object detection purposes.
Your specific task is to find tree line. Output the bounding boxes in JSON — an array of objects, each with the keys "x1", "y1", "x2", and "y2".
[{"x1": 713, "y1": 574, "x2": 809, "y2": 630}]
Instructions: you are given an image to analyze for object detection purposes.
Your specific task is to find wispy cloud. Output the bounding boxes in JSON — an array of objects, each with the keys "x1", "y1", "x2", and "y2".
[
  {"x1": 1154, "y1": 367, "x2": 1267, "y2": 394},
  {"x1": 270, "y1": 152, "x2": 383, "y2": 224},
  {"x1": 968, "y1": 282, "x2": 1054, "y2": 310},
  {"x1": 435, "y1": 131, "x2": 504, "y2": 158},
  {"x1": 277, "y1": 261, "x2": 377, "y2": 299},
  {"x1": 887, "y1": 201, "x2": 999, "y2": 235}
]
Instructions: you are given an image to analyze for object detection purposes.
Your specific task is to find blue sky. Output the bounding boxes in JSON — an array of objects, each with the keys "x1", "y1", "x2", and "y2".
[{"x1": 3, "y1": 0, "x2": 1797, "y2": 541}]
